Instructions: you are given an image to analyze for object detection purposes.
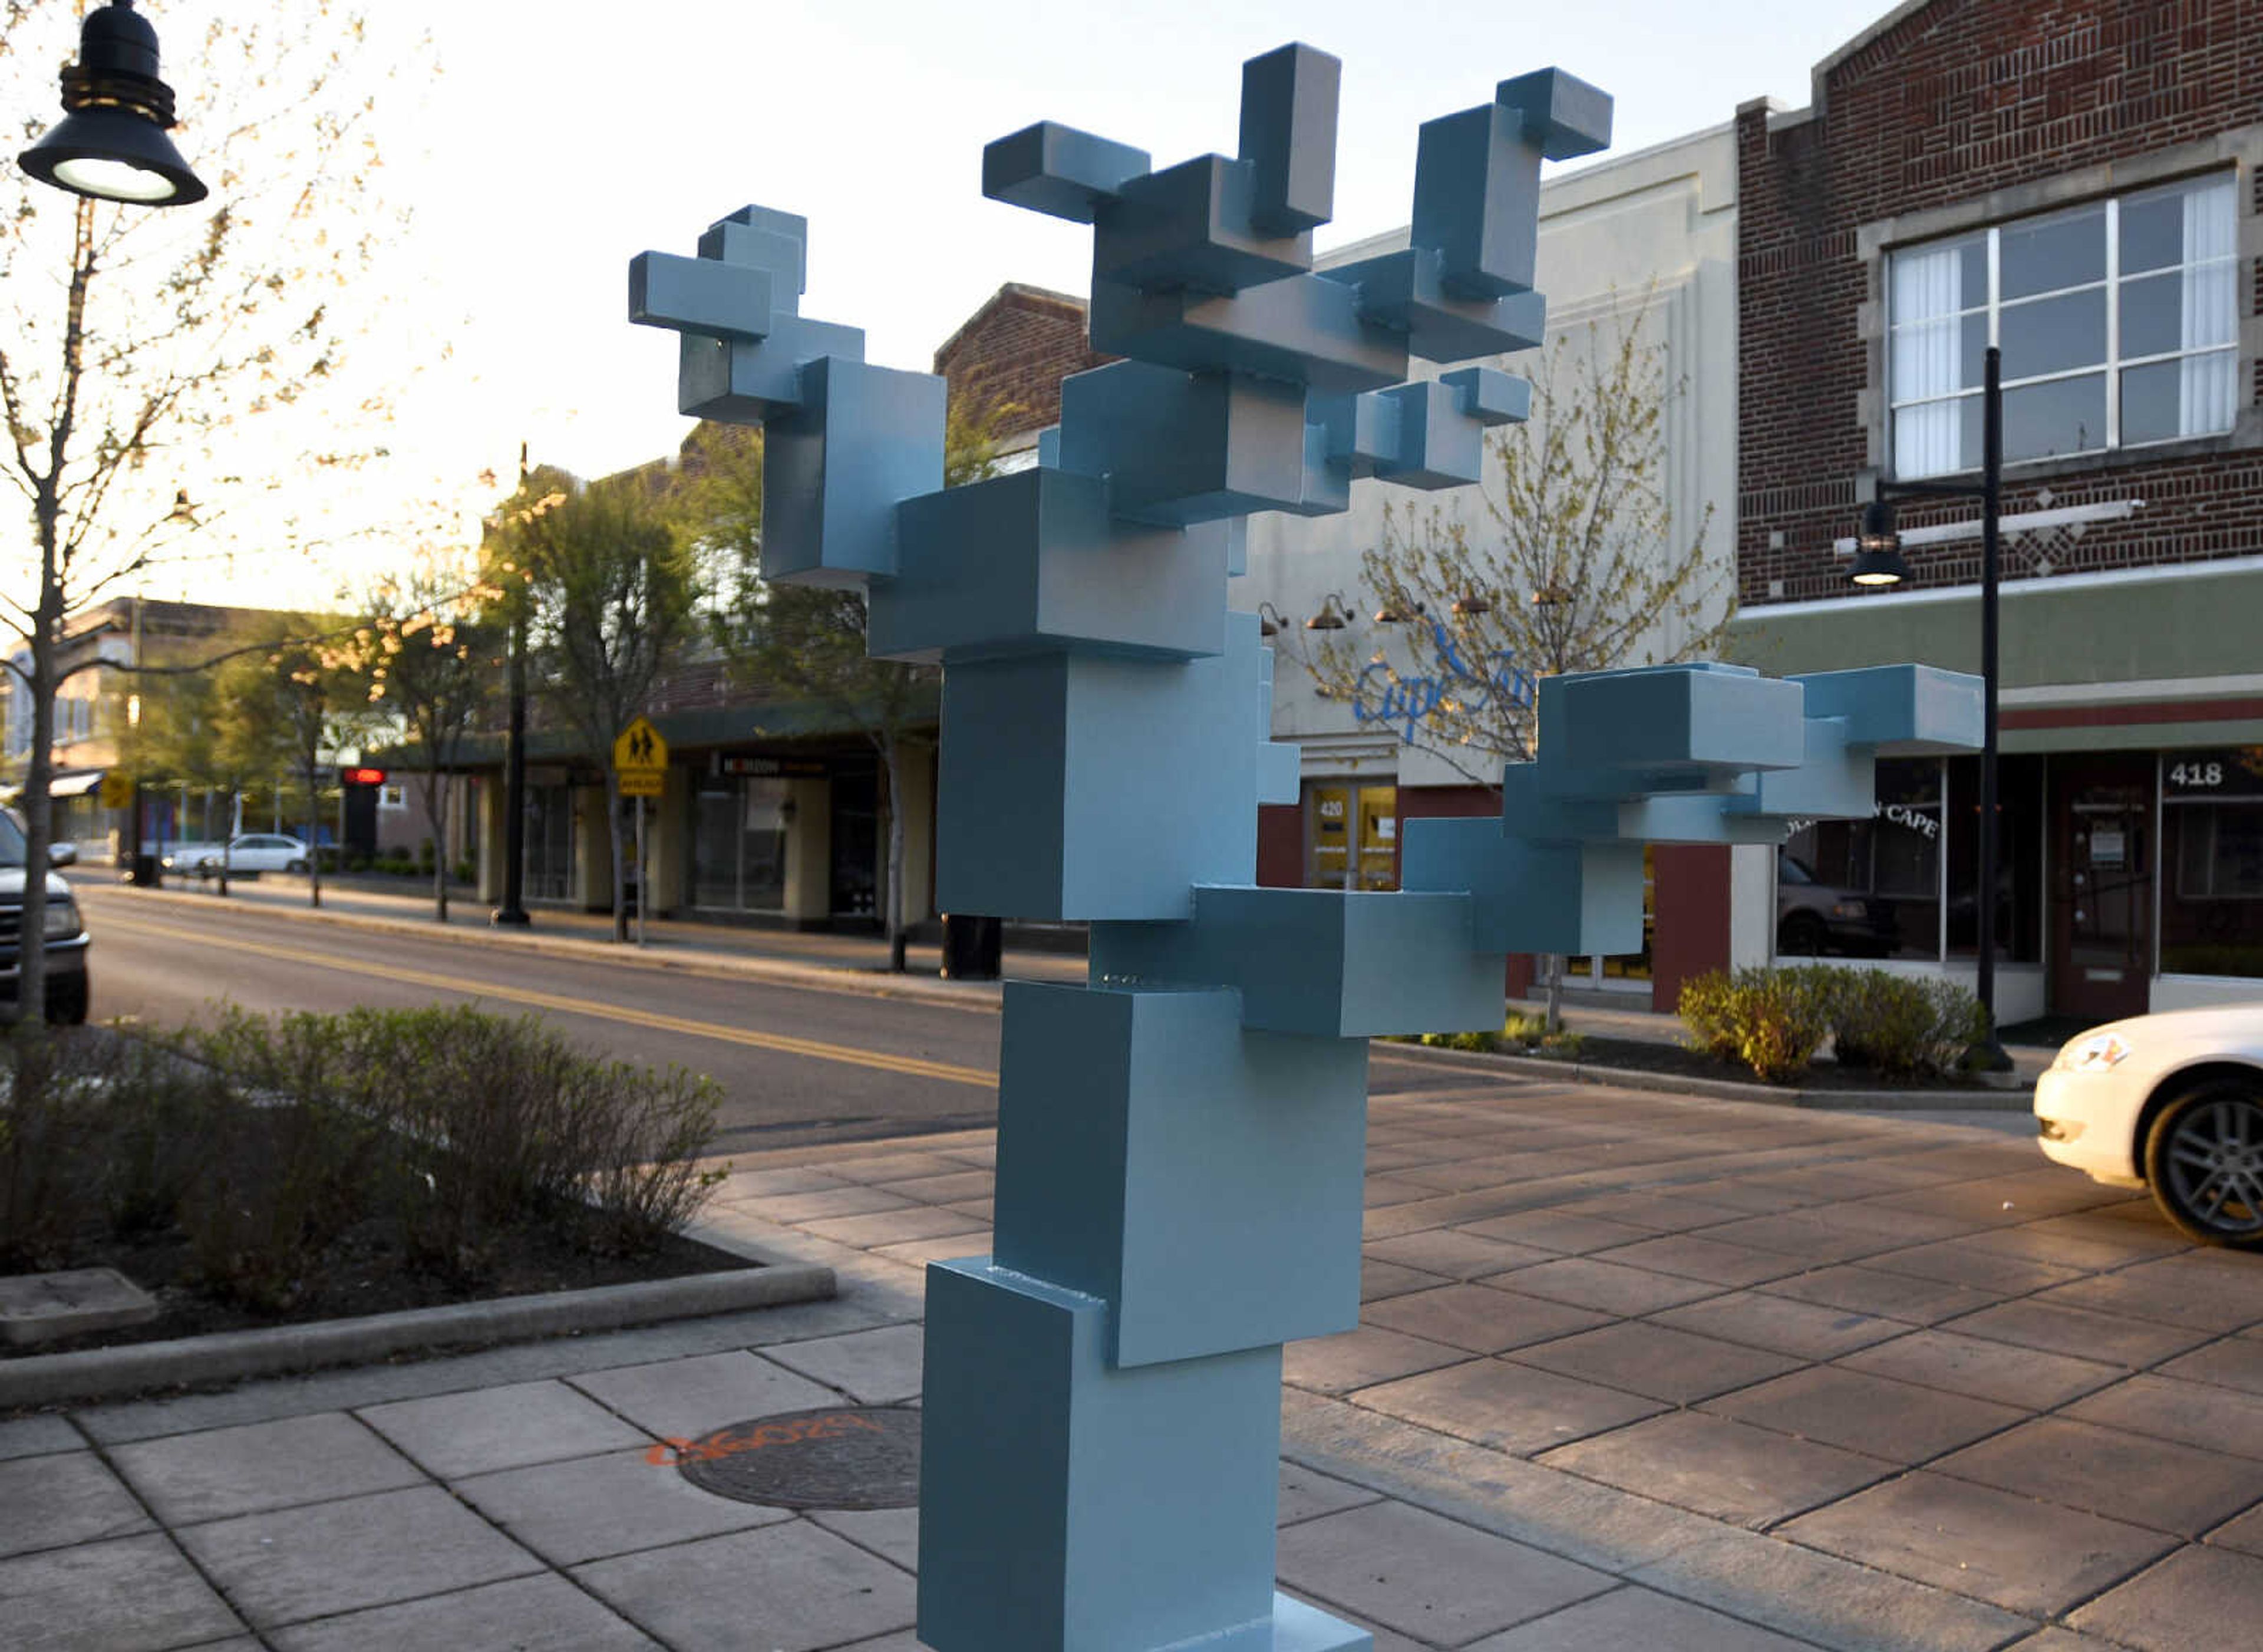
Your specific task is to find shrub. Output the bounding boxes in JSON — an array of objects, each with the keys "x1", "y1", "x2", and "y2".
[
  {"x1": 180, "y1": 1096, "x2": 385, "y2": 1311},
  {"x1": 99, "y1": 1044, "x2": 234, "y2": 1239},
  {"x1": 1536, "y1": 1030, "x2": 1586, "y2": 1061},
  {"x1": 1805, "y1": 967, "x2": 1989, "y2": 1079},
  {"x1": 579, "y1": 1061, "x2": 728, "y2": 1254},
  {"x1": 1502, "y1": 1011, "x2": 1551, "y2": 1046},
  {"x1": 1676, "y1": 970, "x2": 1742, "y2": 1064},
  {"x1": 1416, "y1": 1030, "x2": 1498, "y2": 1053},
  {"x1": 186, "y1": 1005, "x2": 725, "y2": 1276},
  {"x1": 1677, "y1": 967, "x2": 1831, "y2": 1084},
  {"x1": 0, "y1": 1029, "x2": 92, "y2": 1267}
]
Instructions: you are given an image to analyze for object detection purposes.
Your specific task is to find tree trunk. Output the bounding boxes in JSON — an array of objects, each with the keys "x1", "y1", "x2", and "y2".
[
  {"x1": 425, "y1": 771, "x2": 450, "y2": 922},
  {"x1": 217, "y1": 792, "x2": 233, "y2": 898},
  {"x1": 18, "y1": 560, "x2": 60, "y2": 1031},
  {"x1": 1543, "y1": 953, "x2": 1566, "y2": 1034},
  {"x1": 605, "y1": 770, "x2": 629, "y2": 943},
  {"x1": 880, "y1": 734, "x2": 907, "y2": 973}
]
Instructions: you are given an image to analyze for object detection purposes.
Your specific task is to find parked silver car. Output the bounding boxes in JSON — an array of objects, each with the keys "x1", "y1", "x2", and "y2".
[{"x1": 174, "y1": 834, "x2": 313, "y2": 878}]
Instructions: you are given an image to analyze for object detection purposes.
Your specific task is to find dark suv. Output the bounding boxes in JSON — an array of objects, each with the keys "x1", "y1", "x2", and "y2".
[{"x1": 0, "y1": 812, "x2": 91, "y2": 1023}]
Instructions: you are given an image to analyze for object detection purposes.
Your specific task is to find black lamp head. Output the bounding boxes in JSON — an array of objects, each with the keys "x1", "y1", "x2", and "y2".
[
  {"x1": 1849, "y1": 499, "x2": 1911, "y2": 587},
  {"x1": 19, "y1": 2, "x2": 208, "y2": 207}
]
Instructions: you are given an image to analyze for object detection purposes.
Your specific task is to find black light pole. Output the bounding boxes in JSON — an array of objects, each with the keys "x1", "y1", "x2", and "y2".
[
  {"x1": 491, "y1": 609, "x2": 530, "y2": 926},
  {"x1": 1850, "y1": 345, "x2": 2012, "y2": 1072},
  {"x1": 493, "y1": 444, "x2": 532, "y2": 927}
]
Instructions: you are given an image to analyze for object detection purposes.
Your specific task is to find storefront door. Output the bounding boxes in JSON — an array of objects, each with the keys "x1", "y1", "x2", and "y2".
[{"x1": 2050, "y1": 756, "x2": 2154, "y2": 1022}]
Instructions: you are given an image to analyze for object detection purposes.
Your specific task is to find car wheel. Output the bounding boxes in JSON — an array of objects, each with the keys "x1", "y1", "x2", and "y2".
[
  {"x1": 2144, "y1": 1079, "x2": 2263, "y2": 1248},
  {"x1": 44, "y1": 972, "x2": 88, "y2": 1027},
  {"x1": 1777, "y1": 912, "x2": 1826, "y2": 957},
  {"x1": 285, "y1": 858, "x2": 308, "y2": 873}
]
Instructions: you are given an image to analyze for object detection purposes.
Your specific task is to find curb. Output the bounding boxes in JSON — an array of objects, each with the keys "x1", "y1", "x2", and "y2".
[
  {"x1": 1378, "y1": 1038, "x2": 2037, "y2": 1112},
  {"x1": 80, "y1": 882, "x2": 1011, "y2": 1014},
  {"x1": 0, "y1": 1258, "x2": 836, "y2": 1409}
]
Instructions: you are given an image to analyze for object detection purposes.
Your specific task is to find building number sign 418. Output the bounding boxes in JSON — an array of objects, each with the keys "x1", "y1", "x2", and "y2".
[{"x1": 2163, "y1": 749, "x2": 2263, "y2": 796}]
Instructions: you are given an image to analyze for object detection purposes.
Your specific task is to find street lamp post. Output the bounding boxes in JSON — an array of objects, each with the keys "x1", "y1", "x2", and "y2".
[
  {"x1": 491, "y1": 611, "x2": 532, "y2": 926},
  {"x1": 1849, "y1": 344, "x2": 2012, "y2": 1071},
  {"x1": 493, "y1": 443, "x2": 533, "y2": 928}
]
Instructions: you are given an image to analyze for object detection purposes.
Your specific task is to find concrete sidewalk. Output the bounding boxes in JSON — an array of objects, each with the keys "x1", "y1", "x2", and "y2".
[{"x1": 8, "y1": 1066, "x2": 2256, "y2": 1650}]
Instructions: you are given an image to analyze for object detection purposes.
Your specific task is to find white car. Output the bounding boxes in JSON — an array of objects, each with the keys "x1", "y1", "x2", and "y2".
[
  {"x1": 2036, "y1": 1005, "x2": 2263, "y2": 1247},
  {"x1": 186, "y1": 834, "x2": 313, "y2": 876}
]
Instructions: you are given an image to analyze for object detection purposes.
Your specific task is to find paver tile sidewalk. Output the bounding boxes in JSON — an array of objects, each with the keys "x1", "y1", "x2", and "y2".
[{"x1": 9, "y1": 1070, "x2": 2261, "y2": 1650}]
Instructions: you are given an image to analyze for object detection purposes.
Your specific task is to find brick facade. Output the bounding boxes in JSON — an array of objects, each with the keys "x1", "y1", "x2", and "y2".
[
  {"x1": 932, "y1": 283, "x2": 1113, "y2": 443},
  {"x1": 1736, "y1": 0, "x2": 2263, "y2": 607}
]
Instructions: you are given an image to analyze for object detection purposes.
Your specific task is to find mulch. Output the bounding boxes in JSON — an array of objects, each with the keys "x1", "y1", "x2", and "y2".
[
  {"x1": 1507, "y1": 1034, "x2": 1993, "y2": 1092},
  {"x1": 3, "y1": 1212, "x2": 747, "y2": 1360}
]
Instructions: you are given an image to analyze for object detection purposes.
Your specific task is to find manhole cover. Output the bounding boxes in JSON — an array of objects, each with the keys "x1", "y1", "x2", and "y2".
[{"x1": 673, "y1": 1406, "x2": 921, "y2": 1509}]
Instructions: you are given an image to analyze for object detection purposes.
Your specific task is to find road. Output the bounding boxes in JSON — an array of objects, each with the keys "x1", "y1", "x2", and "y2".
[
  {"x1": 77, "y1": 885, "x2": 1467, "y2": 1153},
  {"x1": 77, "y1": 885, "x2": 1005, "y2": 1153}
]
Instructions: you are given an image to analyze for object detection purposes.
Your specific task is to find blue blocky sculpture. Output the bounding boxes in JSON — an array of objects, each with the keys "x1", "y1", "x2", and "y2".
[{"x1": 632, "y1": 45, "x2": 1982, "y2": 1652}]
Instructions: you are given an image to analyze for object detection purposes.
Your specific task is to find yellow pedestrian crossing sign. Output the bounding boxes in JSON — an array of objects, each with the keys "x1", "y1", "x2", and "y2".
[{"x1": 613, "y1": 716, "x2": 668, "y2": 797}]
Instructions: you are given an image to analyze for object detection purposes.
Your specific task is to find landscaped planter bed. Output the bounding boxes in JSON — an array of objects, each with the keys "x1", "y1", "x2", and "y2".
[{"x1": 2, "y1": 1008, "x2": 745, "y2": 1366}]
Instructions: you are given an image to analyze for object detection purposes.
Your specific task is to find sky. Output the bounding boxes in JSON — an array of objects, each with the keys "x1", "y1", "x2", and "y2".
[{"x1": 144, "y1": 0, "x2": 1900, "y2": 605}]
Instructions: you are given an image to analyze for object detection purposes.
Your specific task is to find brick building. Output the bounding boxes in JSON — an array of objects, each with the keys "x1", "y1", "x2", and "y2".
[
  {"x1": 931, "y1": 283, "x2": 1111, "y2": 459},
  {"x1": 1718, "y1": 0, "x2": 2263, "y2": 1021}
]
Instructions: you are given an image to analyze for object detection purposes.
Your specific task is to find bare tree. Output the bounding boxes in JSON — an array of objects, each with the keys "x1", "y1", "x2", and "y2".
[
  {"x1": 209, "y1": 612, "x2": 369, "y2": 908},
  {"x1": 486, "y1": 465, "x2": 698, "y2": 943},
  {"x1": 363, "y1": 555, "x2": 501, "y2": 922},
  {"x1": 689, "y1": 399, "x2": 1006, "y2": 971}
]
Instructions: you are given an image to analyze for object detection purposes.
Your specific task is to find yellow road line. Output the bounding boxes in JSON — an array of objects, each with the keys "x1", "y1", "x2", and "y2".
[{"x1": 99, "y1": 914, "x2": 997, "y2": 1090}]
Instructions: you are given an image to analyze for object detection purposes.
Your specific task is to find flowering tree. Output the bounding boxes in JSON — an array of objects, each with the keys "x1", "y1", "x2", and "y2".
[
  {"x1": 1304, "y1": 297, "x2": 1731, "y2": 1025},
  {"x1": 1308, "y1": 298, "x2": 1730, "y2": 783}
]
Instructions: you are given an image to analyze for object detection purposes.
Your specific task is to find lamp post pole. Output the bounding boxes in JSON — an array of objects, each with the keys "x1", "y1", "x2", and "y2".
[
  {"x1": 492, "y1": 610, "x2": 530, "y2": 926},
  {"x1": 493, "y1": 441, "x2": 532, "y2": 928},
  {"x1": 1853, "y1": 344, "x2": 2011, "y2": 1071},
  {"x1": 1975, "y1": 346, "x2": 2005, "y2": 1069}
]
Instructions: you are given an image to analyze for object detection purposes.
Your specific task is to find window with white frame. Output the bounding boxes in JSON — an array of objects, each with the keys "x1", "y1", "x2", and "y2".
[{"x1": 1888, "y1": 173, "x2": 2238, "y2": 479}]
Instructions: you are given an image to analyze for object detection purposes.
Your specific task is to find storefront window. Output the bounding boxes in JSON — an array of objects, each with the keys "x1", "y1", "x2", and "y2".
[
  {"x1": 524, "y1": 783, "x2": 575, "y2": 902},
  {"x1": 1309, "y1": 785, "x2": 1351, "y2": 889},
  {"x1": 688, "y1": 774, "x2": 788, "y2": 913},
  {"x1": 1306, "y1": 784, "x2": 1397, "y2": 891},
  {"x1": 1777, "y1": 758, "x2": 1941, "y2": 959},
  {"x1": 1946, "y1": 754, "x2": 2043, "y2": 962},
  {"x1": 2161, "y1": 747, "x2": 2263, "y2": 979}
]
